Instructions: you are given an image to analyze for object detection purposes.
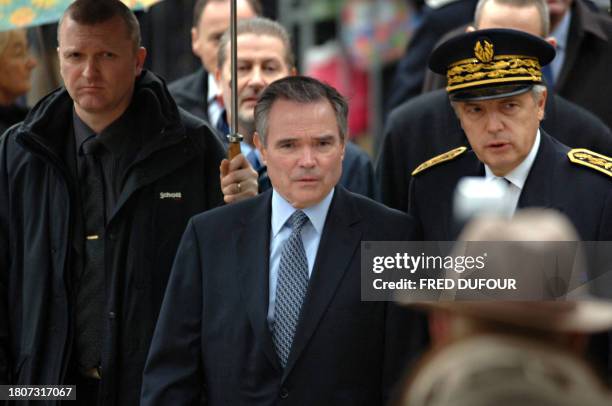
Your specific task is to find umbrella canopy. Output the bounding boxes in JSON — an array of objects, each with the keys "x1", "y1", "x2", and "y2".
[{"x1": 0, "y1": 0, "x2": 162, "y2": 32}]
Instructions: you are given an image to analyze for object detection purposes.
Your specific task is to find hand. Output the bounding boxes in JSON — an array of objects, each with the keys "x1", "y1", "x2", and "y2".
[{"x1": 220, "y1": 153, "x2": 259, "y2": 204}]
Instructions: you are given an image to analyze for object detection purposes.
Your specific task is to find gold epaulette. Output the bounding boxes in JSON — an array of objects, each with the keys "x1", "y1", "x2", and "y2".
[
  {"x1": 568, "y1": 148, "x2": 612, "y2": 177},
  {"x1": 412, "y1": 146, "x2": 468, "y2": 176}
]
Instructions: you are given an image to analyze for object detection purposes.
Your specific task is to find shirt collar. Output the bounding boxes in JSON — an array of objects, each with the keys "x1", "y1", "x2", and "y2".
[
  {"x1": 271, "y1": 188, "x2": 334, "y2": 238},
  {"x1": 484, "y1": 129, "x2": 541, "y2": 190},
  {"x1": 73, "y1": 109, "x2": 97, "y2": 154},
  {"x1": 551, "y1": 9, "x2": 571, "y2": 52},
  {"x1": 207, "y1": 73, "x2": 220, "y2": 103},
  {"x1": 73, "y1": 106, "x2": 136, "y2": 156}
]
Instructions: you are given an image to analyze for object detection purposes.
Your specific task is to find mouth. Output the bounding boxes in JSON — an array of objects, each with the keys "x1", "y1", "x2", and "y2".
[
  {"x1": 79, "y1": 86, "x2": 104, "y2": 92},
  {"x1": 486, "y1": 141, "x2": 511, "y2": 151},
  {"x1": 241, "y1": 97, "x2": 258, "y2": 105},
  {"x1": 296, "y1": 177, "x2": 320, "y2": 184}
]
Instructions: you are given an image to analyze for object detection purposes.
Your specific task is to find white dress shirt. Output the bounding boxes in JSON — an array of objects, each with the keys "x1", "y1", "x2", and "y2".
[{"x1": 484, "y1": 130, "x2": 541, "y2": 214}]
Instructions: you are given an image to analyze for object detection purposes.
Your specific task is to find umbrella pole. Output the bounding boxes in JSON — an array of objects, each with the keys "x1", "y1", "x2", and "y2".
[{"x1": 227, "y1": 0, "x2": 243, "y2": 159}]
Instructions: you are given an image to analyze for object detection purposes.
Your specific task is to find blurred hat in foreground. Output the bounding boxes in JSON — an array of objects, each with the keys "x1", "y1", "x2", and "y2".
[
  {"x1": 403, "y1": 335, "x2": 612, "y2": 406},
  {"x1": 404, "y1": 209, "x2": 612, "y2": 333}
]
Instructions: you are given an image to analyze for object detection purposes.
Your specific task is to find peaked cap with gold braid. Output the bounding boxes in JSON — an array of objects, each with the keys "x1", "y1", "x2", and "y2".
[
  {"x1": 429, "y1": 28, "x2": 555, "y2": 101},
  {"x1": 412, "y1": 147, "x2": 468, "y2": 176}
]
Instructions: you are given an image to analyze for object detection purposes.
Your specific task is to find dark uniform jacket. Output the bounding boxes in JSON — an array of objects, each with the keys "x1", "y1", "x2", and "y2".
[
  {"x1": 169, "y1": 69, "x2": 380, "y2": 200},
  {"x1": 0, "y1": 70, "x2": 225, "y2": 405},
  {"x1": 377, "y1": 88, "x2": 612, "y2": 212},
  {"x1": 141, "y1": 186, "x2": 427, "y2": 405},
  {"x1": 408, "y1": 131, "x2": 612, "y2": 241}
]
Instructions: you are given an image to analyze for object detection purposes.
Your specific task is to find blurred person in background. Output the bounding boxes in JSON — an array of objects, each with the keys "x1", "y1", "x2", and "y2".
[
  {"x1": 0, "y1": 28, "x2": 37, "y2": 134},
  {"x1": 168, "y1": 0, "x2": 261, "y2": 136}
]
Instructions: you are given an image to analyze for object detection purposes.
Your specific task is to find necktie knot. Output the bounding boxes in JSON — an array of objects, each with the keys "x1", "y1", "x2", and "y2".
[
  {"x1": 82, "y1": 137, "x2": 103, "y2": 155},
  {"x1": 288, "y1": 210, "x2": 308, "y2": 233}
]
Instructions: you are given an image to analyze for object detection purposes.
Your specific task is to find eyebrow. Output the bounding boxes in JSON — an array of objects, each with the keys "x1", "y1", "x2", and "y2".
[{"x1": 273, "y1": 134, "x2": 337, "y2": 145}]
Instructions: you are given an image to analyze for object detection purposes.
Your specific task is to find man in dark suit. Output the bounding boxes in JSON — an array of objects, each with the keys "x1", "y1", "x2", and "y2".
[
  {"x1": 141, "y1": 76, "x2": 425, "y2": 405},
  {"x1": 214, "y1": 17, "x2": 379, "y2": 199},
  {"x1": 377, "y1": 0, "x2": 612, "y2": 211},
  {"x1": 408, "y1": 28, "x2": 612, "y2": 241}
]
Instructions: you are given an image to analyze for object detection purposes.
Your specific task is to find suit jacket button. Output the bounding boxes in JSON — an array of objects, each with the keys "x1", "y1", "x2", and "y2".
[{"x1": 279, "y1": 387, "x2": 289, "y2": 399}]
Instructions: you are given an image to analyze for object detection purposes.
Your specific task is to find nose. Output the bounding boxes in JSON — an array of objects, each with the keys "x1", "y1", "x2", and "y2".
[
  {"x1": 485, "y1": 111, "x2": 504, "y2": 133},
  {"x1": 298, "y1": 146, "x2": 316, "y2": 168},
  {"x1": 248, "y1": 66, "x2": 266, "y2": 88},
  {"x1": 82, "y1": 58, "x2": 99, "y2": 79},
  {"x1": 27, "y1": 54, "x2": 37, "y2": 70}
]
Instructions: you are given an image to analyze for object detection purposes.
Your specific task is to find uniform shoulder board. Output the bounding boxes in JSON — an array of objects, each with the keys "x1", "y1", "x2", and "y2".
[
  {"x1": 412, "y1": 146, "x2": 468, "y2": 176},
  {"x1": 567, "y1": 148, "x2": 612, "y2": 177}
]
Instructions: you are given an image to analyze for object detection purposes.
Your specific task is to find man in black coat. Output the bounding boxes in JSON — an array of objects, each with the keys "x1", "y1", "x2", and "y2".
[
  {"x1": 408, "y1": 28, "x2": 612, "y2": 242},
  {"x1": 0, "y1": 1, "x2": 257, "y2": 405},
  {"x1": 141, "y1": 76, "x2": 425, "y2": 405}
]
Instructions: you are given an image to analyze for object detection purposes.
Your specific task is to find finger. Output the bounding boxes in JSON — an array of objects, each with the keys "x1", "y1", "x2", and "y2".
[
  {"x1": 221, "y1": 166, "x2": 258, "y2": 188},
  {"x1": 223, "y1": 181, "x2": 259, "y2": 203},
  {"x1": 219, "y1": 159, "x2": 230, "y2": 178},
  {"x1": 228, "y1": 153, "x2": 250, "y2": 172}
]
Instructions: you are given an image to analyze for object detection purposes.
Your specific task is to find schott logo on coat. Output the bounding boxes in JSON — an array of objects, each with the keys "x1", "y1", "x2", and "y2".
[{"x1": 159, "y1": 192, "x2": 182, "y2": 201}]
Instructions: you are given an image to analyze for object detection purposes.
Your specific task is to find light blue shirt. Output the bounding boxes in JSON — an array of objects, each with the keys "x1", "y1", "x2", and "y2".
[
  {"x1": 266, "y1": 189, "x2": 334, "y2": 327},
  {"x1": 240, "y1": 142, "x2": 263, "y2": 169},
  {"x1": 484, "y1": 130, "x2": 541, "y2": 214},
  {"x1": 550, "y1": 9, "x2": 571, "y2": 83},
  {"x1": 207, "y1": 74, "x2": 223, "y2": 127}
]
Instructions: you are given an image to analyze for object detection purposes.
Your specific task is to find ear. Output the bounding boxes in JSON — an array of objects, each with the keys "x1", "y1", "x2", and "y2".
[
  {"x1": 214, "y1": 67, "x2": 222, "y2": 87},
  {"x1": 135, "y1": 47, "x2": 147, "y2": 76},
  {"x1": 545, "y1": 36, "x2": 558, "y2": 49},
  {"x1": 466, "y1": 25, "x2": 476, "y2": 33},
  {"x1": 290, "y1": 67, "x2": 298, "y2": 76},
  {"x1": 191, "y1": 27, "x2": 201, "y2": 57},
  {"x1": 254, "y1": 132, "x2": 266, "y2": 164},
  {"x1": 536, "y1": 87, "x2": 547, "y2": 121}
]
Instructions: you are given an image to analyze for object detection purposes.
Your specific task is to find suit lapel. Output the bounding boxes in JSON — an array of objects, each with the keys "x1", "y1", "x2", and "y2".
[
  {"x1": 282, "y1": 187, "x2": 362, "y2": 380},
  {"x1": 235, "y1": 191, "x2": 281, "y2": 371}
]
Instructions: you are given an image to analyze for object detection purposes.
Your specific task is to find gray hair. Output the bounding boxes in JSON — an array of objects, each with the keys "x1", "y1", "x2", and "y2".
[
  {"x1": 58, "y1": 0, "x2": 141, "y2": 50},
  {"x1": 254, "y1": 76, "x2": 348, "y2": 146},
  {"x1": 217, "y1": 16, "x2": 294, "y2": 71},
  {"x1": 474, "y1": 0, "x2": 550, "y2": 36},
  {"x1": 449, "y1": 84, "x2": 547, "y2": 117}
]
